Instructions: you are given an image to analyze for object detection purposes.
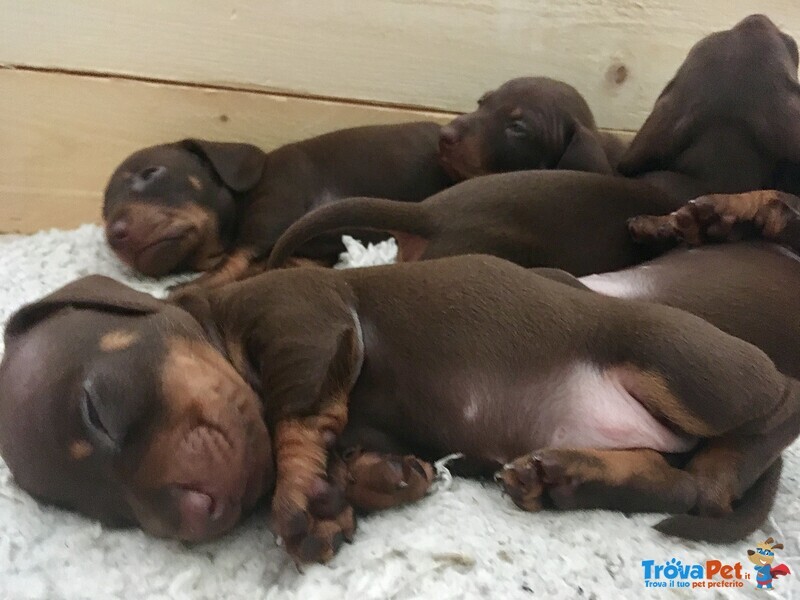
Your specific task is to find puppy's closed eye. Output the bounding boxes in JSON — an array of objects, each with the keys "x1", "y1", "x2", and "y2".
[
  {"x1": 506, "y1": 119, "x2": 529, "y2": 138},
  {"x1": 79, "y1": 384, "x2": 120, "y2": 453}
]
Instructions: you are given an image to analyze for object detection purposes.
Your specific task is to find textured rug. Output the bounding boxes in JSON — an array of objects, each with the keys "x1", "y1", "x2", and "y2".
[{"x1": 0, "y1": 226, "x2": 798, "y2": 600}]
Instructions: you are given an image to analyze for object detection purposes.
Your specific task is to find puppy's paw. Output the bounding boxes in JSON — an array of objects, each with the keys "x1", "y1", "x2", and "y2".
[
  {"x1": 271, "y1": 476, "x2": 356, "y2": 565},
  {"x1": 343, "y1": 450, "x2": 434, "y2": 511},
  {"x1": 496, "y1": 453, "x2": 547, "y2": 511},
  {"x1": 496, "y1": 449, "x2": 589, "y2": 511},
  {"x1": 678, "y1": 196, "x2": 739, "y2": 243},
  {"x1": 628, "y1": 194, "x2": 752, "y2": 247},
  {"x1": 627, "y1": 214, "x2": 681, "y2": 245}
]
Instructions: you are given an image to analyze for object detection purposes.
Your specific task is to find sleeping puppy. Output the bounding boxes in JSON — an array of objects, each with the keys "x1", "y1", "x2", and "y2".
[
  {"x1": 102, "y1": 122, "x2": 453, "y2": 286},
  {"x1": 265, "y1": 171, "x2": 684, "y2": 275},
  {"x1": 0, "y1": 277, "x2": 430, "y2": 545},
  {"x1": 2, "y1": 257, "x2": 799, "y2": 565},
  {"x1": 619, "y1": 14, "x2": 800, "y2": 200},
  {"x1": 438, "y1": 77, "x2": 625, "y2": 178}
]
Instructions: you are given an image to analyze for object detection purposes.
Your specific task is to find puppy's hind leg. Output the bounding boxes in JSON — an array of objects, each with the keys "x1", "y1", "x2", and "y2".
[
  {"x1": 497, "y1": 448, "x2": 697, "y2": 514},
  {"x1": 655, "y1": 416, "x2": 800, "y2": 542},
  {"x1": 627, "y1": 190, "x2": 800, "y2": 250}
]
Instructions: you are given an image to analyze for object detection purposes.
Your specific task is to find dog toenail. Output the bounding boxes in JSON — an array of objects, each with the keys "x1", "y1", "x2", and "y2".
[{"x1": 332, "y1": 532, "x2": 344, "y2": 552}]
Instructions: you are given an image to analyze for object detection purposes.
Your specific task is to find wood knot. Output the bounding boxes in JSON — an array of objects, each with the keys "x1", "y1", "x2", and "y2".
[{"x1": 607, "y1": 63, "x2": 629, "y2": 85}]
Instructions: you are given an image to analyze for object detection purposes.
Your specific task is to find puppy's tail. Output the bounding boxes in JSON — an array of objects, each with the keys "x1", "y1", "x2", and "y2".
[
  {"x1": 654, "y1": 456, "x2": 783, "y2": 543},
  {"x1": 266, "y1": 197, "x2": 435, "y2": 269}
]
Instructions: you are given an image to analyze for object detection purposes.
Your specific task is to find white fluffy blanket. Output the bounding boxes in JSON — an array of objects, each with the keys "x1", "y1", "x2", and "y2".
[{"x1": 0, "y1": 226, "x2": 798, "y2": 599}]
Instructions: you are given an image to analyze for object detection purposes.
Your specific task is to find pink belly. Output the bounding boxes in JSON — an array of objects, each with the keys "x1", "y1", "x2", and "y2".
[
  {"x1": 533, "y1": 363, "x2": 697, "y2": 452},
  {"x1": 451, "y1": 362, "x2": 698, "y2": 463}
]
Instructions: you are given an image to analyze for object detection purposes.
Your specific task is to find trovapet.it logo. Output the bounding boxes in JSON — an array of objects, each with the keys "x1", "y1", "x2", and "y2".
[
  {"x1": 641, "y1": 557, "x2": 748, "y2": 590},
  {"x1": 641, "y1": 537, "x2": 792, "y2": 591}
]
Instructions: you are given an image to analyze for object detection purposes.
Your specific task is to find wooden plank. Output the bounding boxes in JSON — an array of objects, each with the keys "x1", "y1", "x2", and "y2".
[
  {"x1": 0, "y1": 68, "x2": 454, "y2": 233},
  {"x1": 1, "y1": 1, "x2": 799, "y2": 131},
  {"x1": 0, "y1": 68, "x2": 633, "y2": 234}
]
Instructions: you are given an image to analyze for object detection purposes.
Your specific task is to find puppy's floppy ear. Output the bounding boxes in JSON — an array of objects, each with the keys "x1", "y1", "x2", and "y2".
[
  {"x1": 4, "y1": 275, "x2": 163, "y2": 339},
  {"x1": 181, "y1": 139, "x2": 266, "y2": 193},
  {"x1": 555, "y1": 122, "x2": 613, "y2": 174},
  {"x1": 617, "y1": 80, "x2": 681, "y2": 176}
]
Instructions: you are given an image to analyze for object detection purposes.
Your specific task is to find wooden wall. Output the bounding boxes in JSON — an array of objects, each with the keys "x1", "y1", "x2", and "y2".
[{"x1": 2, "y1": 1, "x2": 799, "y2": 232}]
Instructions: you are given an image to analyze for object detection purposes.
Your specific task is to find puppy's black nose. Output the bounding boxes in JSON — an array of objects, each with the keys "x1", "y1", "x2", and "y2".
[
  {"x1": 439, "y1": 125, "x2": 459, "y2": 147},
  {"x1": 131, "y1": 165, "x2": 167, "y2": 192},
  {"x1": 107, "y1": 218, "x2": 130, "y2": 243}
]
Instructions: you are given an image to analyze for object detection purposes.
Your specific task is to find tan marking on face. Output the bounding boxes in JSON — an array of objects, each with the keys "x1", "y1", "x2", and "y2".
[
  {"x1": 69, "y1": 439, "x2": 94, "y2": 460},
  {"x1": 131, "y1": 336, "x2": 270, "y2": 492},
  {"x1": 181, "y1": 203, "x2": 226, "y2": 273},
  {"x1": 99, "y1": 329, "x2": 141, "y2": 352},
  {"x1": 161, "y1": 336, "x2": 260, "y2": 420},
  {"x1": 612, "y1": 365, "x2": 717, "y2": 437},
  {"x1": 187, "y1": 175, "x2": 203, "y2": 191},
  {"x1": 509, "y1": 107, "x2": 523, "y2": 119},
  {"x1": 122, "y1": 335, "x2": 271, "y2": 540},
  {"x1": 104, "y1": 200, "x2": 222, "y2": 276}
]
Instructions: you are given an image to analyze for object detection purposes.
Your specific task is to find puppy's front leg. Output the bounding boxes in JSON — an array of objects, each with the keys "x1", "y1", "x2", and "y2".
[
  {"x1": 264, "y1": 320, "x2": 364, "y2": 565},
  {"x1": 271, "y1": 393, "x2": 356, "y2": 564}
]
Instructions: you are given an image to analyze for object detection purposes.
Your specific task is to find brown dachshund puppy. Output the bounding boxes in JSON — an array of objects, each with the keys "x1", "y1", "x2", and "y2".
[
  {"x1": 3, "y1": 257, "x2": 799, "y2": 565},
  {"x1": 102, "y1": 122, "x2": 453, "y2": 285},
  {"x1": 438, "y1": 77, "x2": 626, "y2": 178},
  {"x1": 266, "y1": 171, "x2": 684, "y2": 275},
  {"x1": 0, "y1": 277, "x2": 431, "y2": 546},
  {"x1": 619, "y1": 14, "x2": 800, "y2": 200},
  {"x1": 162, "y1": 257, "x2": 800, "y2": 562}
]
